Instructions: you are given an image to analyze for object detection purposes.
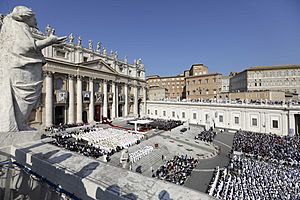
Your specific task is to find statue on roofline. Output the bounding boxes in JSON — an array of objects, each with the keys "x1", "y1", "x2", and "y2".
[
  {"x1": 77, "y1": 36, "x2": 82, "y2": 47},
  {"x1": 0, "y1": 6, "x2": 66, "y2": 132},
  {"x1": 69, "y1": 33, "x2": 74, "y2": 44},
  {"x1": 96, "y1": 41, "x2": 101, "y2": 52},
  {"x1": 88, "y1": 39, "x2": 93, "y2": 50},
  {"x1": 110, "y1": 49, "x2": 114, "y2": 57}
]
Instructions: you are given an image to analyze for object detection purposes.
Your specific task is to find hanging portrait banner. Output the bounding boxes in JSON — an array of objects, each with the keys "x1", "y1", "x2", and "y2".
[
  {"x1": 56, "y1": 90, "x2": 68, "y2": 103},
  {"x1": 83, "y1": 91, "x2": 91, "y2": 103}
]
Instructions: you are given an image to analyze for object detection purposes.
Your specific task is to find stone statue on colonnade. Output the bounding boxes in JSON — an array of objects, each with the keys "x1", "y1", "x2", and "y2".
[{"x1": 0, "y1": 6, "x2": 66, "y2": 132}]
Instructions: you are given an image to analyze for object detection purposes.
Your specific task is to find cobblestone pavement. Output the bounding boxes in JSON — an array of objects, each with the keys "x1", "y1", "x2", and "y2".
[
  {"x1": 184, "y1": 131, "x2": 235, "y2": 193},
  {"x1": 101, "y1": 119, "x2": 233, "y2": 195},
  {"x1": 107, "y1": 122, "x2": 218, "y2": 179}
]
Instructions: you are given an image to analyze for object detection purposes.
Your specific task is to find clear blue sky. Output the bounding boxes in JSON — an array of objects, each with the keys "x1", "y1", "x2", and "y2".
[{"x1": 1, "y1": 0, "x2": 300, "y2": 76}]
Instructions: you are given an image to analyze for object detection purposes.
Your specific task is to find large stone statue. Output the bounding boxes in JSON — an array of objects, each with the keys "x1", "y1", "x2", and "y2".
[
  {"x1": 88, "y1": 40, "x2": 93, "y2": 50},
  {"x1": 0, "y1": 6, "x2": 66, "y2": 132},
  {"x1": 96, "y1": 41, "x2": 101, "y2": 52},
  {"x1": 77, "y1": 36, "x2": 82, "y2": 47},
  {"x1": 69, "y1": 33, "x2": 74, "y2": 44}
]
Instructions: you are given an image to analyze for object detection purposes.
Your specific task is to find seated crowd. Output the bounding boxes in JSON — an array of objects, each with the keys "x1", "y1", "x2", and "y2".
[
  {"x1": 195, "y1": 130, "x2": 216, "y2": 143},
  {"x1": 209, "y1": 155, "x2": 300, "y2": 200},
  {"x1": 49, "y1": 127, "x2": 144, "y2": 160},
  {"x1": 146, "y1": 118, "x2": 183, "y2": 131},
  {"x1": 74, "y1": 127, "x2": 144, "y2": 153},
  {"x1": 232, "y1": 130, "x2": 300, "y2": 166},
  {"x1": 129, "y1": 146, "x2": 154, "y2": 163},
  {"x1": 153, "y1": 155, "x2": 198, "y2": 185},
  {"x1": 45, "y1": 123, "x2": 84, "y2": 133},
  {"x1": 50, "y1": 134, "x2": 106, "y2": 159}
]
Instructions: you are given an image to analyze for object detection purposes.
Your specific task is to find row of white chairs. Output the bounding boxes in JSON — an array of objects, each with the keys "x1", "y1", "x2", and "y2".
[
  {"x1": 129, "y1": 146, "x2": 154, "y2": 163},
  {"x1": 72, "y1": 128, "x2": 144, "y2": 153}
]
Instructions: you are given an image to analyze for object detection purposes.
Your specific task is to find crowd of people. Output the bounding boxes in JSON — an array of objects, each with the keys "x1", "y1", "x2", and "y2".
[
  {"x1": 129, "y1": 146, "x2": 154, "y2": 163},
  {"x1": 232, "y1": 130, "x2": 300, "y2": 166},
  {"x1": 153, "y1": 155, "x2": 198, "y2": 185},
  {"x1": 162, "y1": 98, "x2": 300, "y2": 106},
  {"x1": 49, "y1": 127, "x2": 144, "y2": 160},
  {"x1": 73, "y1": 127, "x2": 144, "y2": 153},
  {"x1": 195, "y1": 130, "x2": 216, "y2": 143},
  {"x1": 45, "y1": 123, "x2": 84, "y2": 133},
  {"x1": 210, "y1": 155, "x2": 300, "y2": 200},
  {"x1": 147, "y1": 118, "x2": 183, "y2": 131},
  {"x1": 50, "y1": 134, "x2": 106, "y2": 159}
]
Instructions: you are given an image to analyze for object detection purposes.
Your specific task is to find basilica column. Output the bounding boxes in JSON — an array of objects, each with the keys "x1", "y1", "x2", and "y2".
[
  {"x1": 111, "y1": 81, "x2": 116, "y2": 119},
  {"x1": 124, "y1": 83, "x2": 128, "y2": 117},
  {"x1": 88, "y1": 77, "x2": 94, "y2": 123},
  {"x1": 133, "y1": 85, "x2": 138, "y2": 116},
  {"x1": 103, "y1": 80, "x2": 108, "y2": 118},
  {"x1": 68, "y1": 75, "x2": 75, "y2": 124},
  {"x1": 115, "y1": 83, "x2": 119, "y2": 118},
  {"x1": 45, "y1": 71, "x2": 53, "y2": 127},
  {"x1": 143, "y1": 86, "x2": 147, "y2": 116},
  {"x1": 76, "y1": 76, "x2": 83, "y2": 123}
]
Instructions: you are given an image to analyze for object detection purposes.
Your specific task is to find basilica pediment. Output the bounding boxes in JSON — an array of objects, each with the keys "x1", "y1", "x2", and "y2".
[{"x1": 79, "y1": 59, "x2": 118, "y2": 75}]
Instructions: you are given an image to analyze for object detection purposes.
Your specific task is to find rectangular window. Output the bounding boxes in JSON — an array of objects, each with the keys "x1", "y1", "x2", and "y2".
[
  {"x1": 272, "y1": 120, "x2": 279, "y2": 128},
  {"x1": 172, "y1": 111, "x2": 175, "y2": 117},
  {"x1": 182, "y1": 112, "x2": 185, "y2": 118},
  {"x1": 234, "y1": 116, "x2": 239, "y2": 124},
  {"x1": 155, "y1": 110, "x2": 157, "y2": 115},
  {"x1": 193, "y1": 113, "x2": 197, "y2": 120},
  {"x1": 219, "y1": 115, "x2": 223, "y2": 123},
  {"x1": 56, "y1": 50, "x2": 66, "y2": 58},
  {"x1": 205, "y1": 114, "x2": 209, "y2": 122},
  {"x1": 148, "y1": 109, "x2": 150, "y2": 114},
  {"x1": 252, "y1": 118, "x2": 258, "y2": 126},
  {"x1": 163, "y1": 111, "x2": 166, "y2": 116}
]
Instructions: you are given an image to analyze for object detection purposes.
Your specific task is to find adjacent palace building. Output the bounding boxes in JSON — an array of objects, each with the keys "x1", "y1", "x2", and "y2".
[
  {"x1": 30, "y1": 26, "x2": 147, "y2": 128},
  {"x1": 147, "y1": 64, "x2": 300, "y2": 101},
  {"x1": 147, "y1": 64, "x2": 300, "y2": 136}
]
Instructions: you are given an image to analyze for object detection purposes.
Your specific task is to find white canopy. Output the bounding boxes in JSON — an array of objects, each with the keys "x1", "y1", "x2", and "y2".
[
  {"x1": 129, "y1": 120, "x2": 153, "y2": 125},
  {"x1": 129, "y1": 120, "x2": 153, "y2": 132}
]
